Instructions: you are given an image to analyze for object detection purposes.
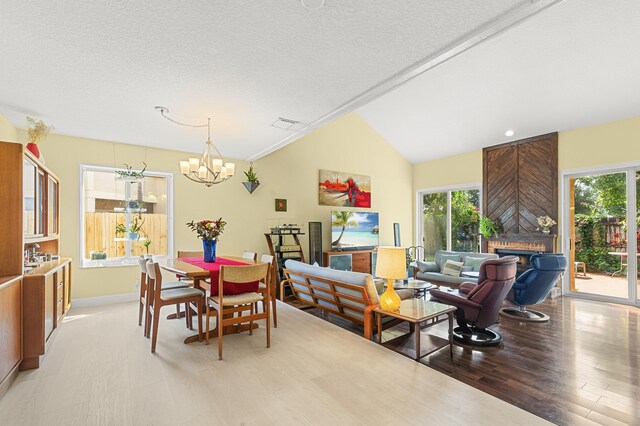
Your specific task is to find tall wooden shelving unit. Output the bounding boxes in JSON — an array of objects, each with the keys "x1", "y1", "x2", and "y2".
[
  {"x1": 0, "y1": 142, "x2": 24, "y2": 398},
  {"x1": 0, "y1": 141, "x2": 72, "y2": 392},
  {"x1": 264, "y1": 231, "x2": 305, "y2": 299}
]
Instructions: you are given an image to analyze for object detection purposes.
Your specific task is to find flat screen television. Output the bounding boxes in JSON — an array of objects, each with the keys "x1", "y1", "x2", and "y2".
[{"x1": 331, "y1": 211, "x2": 379, "y2": 250}]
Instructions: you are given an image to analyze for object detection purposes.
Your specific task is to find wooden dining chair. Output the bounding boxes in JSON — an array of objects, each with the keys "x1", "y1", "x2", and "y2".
[
  {"x1": 145, "y1": 260, "x2": 205, "y2": 353},
  {"x1": 138, "y1": 256, "x2": 189, "y2": 336},
  {"x1": 205, "y1": 262, "x2": 271, "y2": 360},
  {"x1": 242, "y1": 251, "x2": 257, "y2": 260},
  {"x1": 176, "y1": 250, "x2": 204, "y2": 284},
  {"x1": 258, "y1": 253, "x2": 278, "y2": 327}
]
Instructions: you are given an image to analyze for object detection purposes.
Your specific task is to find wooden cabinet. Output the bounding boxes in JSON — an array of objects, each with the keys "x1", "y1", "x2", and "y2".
[
  {"x1": 0, "y1": 277, "x2": 22, "y2": 397},
  {"x1": 21, "y1": 259, "x2": 72, "y2": 370},
  {"x1": 0, "y1": 142, "x2": 24, "y2": 397},
  {"x1": 323, "y1": 249, "x2": 376, "y2": 274},
  {"x1": 23, "y1": 149, "x2": 61, "y2": 256},
  {"x1": 1, "y1": 141, "x2": 68, "y2": 389}
]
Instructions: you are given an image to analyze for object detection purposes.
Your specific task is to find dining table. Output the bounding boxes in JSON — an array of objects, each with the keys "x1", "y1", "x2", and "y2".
[{"x1": 161, "y1": 255, "x2": 263, "y2": 344}]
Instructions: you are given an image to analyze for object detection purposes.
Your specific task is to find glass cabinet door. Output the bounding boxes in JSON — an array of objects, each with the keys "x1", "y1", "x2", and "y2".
[
  {"x1": 37, "y1": 170, "x2": 45, "y2": 235},
  {"x1": 48, "y1": 176, "x2": 59, "y2": 235},
  {"x1": 23, "y1": 159, "x2": 37, "y2": 236}
]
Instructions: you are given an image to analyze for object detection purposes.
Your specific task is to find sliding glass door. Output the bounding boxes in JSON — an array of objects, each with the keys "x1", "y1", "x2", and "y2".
[
  {"x1": 420, "y1": 187, "x2": 480, "y2": 261},
  {"x1": 564, "y1": 167, "x2": 638, "y2": 305}
]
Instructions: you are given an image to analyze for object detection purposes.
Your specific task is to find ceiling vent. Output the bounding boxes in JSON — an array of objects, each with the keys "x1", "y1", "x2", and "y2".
[{"x1": 271, "y1": 117, "x2": 303, "y2": 130}]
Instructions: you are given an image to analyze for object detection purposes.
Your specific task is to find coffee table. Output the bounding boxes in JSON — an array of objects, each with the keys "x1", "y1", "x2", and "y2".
[
  {"x1": 460, "y1": 271, "x2": 480, "y2": 279},
  {"x1": 374, "y1": 299, "x2": 456, "y2": 362},
  {"x1": 384, "y1": 278, "x2": 435, "y2": 299}
]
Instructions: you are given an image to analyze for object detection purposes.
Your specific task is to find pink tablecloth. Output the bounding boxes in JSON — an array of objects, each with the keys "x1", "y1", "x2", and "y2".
[{"x1": 180, "y1": 257, "x2": 259, "y2": 296}]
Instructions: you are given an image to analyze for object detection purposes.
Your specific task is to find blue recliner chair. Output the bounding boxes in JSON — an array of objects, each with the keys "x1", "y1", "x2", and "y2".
[{"x1": 500, "y1": 253, "x2": 567, "y2": 322}]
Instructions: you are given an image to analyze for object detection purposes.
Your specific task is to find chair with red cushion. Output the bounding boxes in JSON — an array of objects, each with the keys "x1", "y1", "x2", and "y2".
[
  {"x1": 205, "y1": 262, "x2": 271, "y2": 360},
  {"x1": 429, "y1": 256, "x2": 518, "y2": 346}
]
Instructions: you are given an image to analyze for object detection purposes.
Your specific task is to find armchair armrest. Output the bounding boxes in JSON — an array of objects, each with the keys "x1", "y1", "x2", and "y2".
[
  {"x1": 429, "y1": 289, "x2": 482, "y2": 310},
  {"x1": 458, "y1": 282, "x2": 476, "y2": 295},
  {"x1": 279, "y1": 279, "x2": 292, "y2": 302},
  {"x1": 364, "y1": 304, "x2": 379, "y2": 341},
  {"x1": 512, "y1": 281, "x2": 528, "y2": 291}
]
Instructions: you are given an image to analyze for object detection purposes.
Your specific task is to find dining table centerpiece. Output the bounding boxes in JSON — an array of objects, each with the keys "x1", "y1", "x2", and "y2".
[{"x1": 186, "y1": 217, "x2": 227, "y2": 262}]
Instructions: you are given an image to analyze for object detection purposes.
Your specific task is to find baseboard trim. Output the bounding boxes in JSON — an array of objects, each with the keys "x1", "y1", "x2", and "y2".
[
  {"x1": 71, "y1": 292, "x2": 138, "y2": 308},
  {"x1": 0, "y1": 363, "x2": 20, "y2": 400}
]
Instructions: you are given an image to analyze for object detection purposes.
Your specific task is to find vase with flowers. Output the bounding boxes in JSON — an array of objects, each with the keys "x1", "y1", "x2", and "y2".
[
  {"x1": 26, "y1": 116, "x2": 54, "y2": 160},
  {"x1": 186, "y1": 218, "x2": 227, "y2": 262},
  {"x1": 536, "y1": 215, "x2": 557, "y2": 234}
]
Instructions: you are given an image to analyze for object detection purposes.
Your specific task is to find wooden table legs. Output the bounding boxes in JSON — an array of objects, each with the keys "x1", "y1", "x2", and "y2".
[{"x1": 183, "y1": 312, "x2": 258, "y2": 344}]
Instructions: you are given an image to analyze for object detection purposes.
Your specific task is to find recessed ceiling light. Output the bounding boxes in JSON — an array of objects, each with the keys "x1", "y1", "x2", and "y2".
[
  {"x1": 505, "y1": 130, "x2": 515, "y2": 137},
  {"x1": 300, "y1": 0, "x2": 325, "y2": 10}
]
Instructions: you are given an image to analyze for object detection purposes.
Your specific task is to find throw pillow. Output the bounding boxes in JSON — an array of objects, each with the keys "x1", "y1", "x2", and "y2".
[
  {"x1": 464, "y1": 256, "x2": 487, "y2": 272},
  {"x1": 460, "y1": 265, "x2": 474, "y2": 273},
  {"x1": 438, "y1": 253, "x2": 461, "y2": 269},
  {"x1": 441, "y1": 260, "x2": 464, "y2": 277},
  {"x1": 416, "y1": 260, "x2": 439, "y2": 273}
]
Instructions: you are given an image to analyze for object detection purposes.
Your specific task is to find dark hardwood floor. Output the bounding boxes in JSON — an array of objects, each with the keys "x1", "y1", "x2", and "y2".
[{"x1": 304, "y1": 296, "x2": 640, "y2": 426}]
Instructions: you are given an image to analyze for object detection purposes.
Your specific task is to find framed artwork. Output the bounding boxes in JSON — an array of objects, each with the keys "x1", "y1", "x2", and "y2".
[
  {"x1": 318, "y1": 169, "x2": 371, "y2": 208},
  {"x1": 275, "y1": 198, "x2": 287, "y2": 212}
]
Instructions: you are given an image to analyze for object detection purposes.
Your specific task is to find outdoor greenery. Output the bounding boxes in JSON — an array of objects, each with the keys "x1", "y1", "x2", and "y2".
[
  {"x1": 422, "y1": 190, "x2": 480, "y2": 259},
  {"x1": 574, "y1": 172, "x2": 639, "y2": 273}
]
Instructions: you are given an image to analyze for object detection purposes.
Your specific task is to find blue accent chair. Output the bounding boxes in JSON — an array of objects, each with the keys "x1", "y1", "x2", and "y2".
[{"x1": 500, "y1": 253, "x2": 567, "y2": 322}]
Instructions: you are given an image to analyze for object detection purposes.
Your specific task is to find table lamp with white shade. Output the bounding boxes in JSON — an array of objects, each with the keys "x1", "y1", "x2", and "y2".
[{"x1": 375, "y1": 246, "x2": 406, "y2": 311}]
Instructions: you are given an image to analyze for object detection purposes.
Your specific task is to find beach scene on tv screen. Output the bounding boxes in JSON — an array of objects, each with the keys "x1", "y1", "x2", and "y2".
[{"x1": 331, "y1": 211, "x2": 379, "y2": 248}]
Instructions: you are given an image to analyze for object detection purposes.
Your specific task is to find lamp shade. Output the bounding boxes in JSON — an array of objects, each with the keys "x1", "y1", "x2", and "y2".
[{"x1": 375, "y1": 246, "x2": 406, "y2": 279}]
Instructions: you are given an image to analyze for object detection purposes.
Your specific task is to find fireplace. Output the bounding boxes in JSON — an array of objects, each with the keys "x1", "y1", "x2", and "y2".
[
  {"x1": 494, "y1": 249, "x2": 543, "y2": 277},
  {"x1": 487, "y1": 234, "x2": 557, "y2": 276}
]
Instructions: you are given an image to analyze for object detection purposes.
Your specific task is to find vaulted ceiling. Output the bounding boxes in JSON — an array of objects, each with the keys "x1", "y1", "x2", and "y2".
[{"x1": 1, "y1": 1, "x2": 638, "y2": 164}]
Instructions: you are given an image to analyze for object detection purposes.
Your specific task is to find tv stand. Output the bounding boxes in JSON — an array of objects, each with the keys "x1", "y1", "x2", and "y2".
[{"x1": 323, "y1": 249, "x2": 376, "y2": 274}]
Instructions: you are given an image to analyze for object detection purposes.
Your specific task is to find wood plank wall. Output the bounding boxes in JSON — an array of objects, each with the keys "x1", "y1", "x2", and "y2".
[{"x1": 483, "y1": 133, "x2": 558, "y2": 237}]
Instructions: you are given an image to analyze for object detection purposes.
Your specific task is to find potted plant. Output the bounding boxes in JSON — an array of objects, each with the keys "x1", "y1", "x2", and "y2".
[
  {"x1": 115, "y1": 162, "x2": 147, "y2": 181},
  {"x1": 26, "y1": 116, "x2": 54, "y2": 159},
  {"x1": 242, "y1": 162, "x2": 260, "y2": 194},
  {"x1": 90, "y1": 249, "x2": 107, "y2": 260},
  {"x1": 142, "y1": 240, "x2": 152, "y2": 254},
  {"x1": 115, "y1": 222, "x2": 127, "y2": 238},
  {"x1": 479, "y1": 216, "x2": 500, "y2": 239},
  {"x1": 127, "y1": 215, "x2": 145, "y2": 240}
]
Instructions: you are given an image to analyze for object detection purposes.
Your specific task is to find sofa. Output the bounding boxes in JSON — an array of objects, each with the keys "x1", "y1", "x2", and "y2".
[
  {"x1": 282, "y1": 259, "x2": 413, "y2": 339},
  {"x1": 414, "y1": 250, "x2": 499, "y2": 286}
]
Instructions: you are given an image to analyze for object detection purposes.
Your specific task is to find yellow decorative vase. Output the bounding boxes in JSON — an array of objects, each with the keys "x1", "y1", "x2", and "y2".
[{"x1": 379, "y1": 280, "x2": 401, "y2": 311}]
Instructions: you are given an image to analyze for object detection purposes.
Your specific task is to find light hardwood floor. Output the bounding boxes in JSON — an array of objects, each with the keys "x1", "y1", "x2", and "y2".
[{"x1": 0, "y1": 301, "x2": 549, "y2": 425}]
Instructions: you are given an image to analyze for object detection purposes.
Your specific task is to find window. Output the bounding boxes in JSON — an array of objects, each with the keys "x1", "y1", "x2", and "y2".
[
  {"x1": 419, "y1": 187, "x2": 480, "y2": 261},
  {"x1": 80, "y1": 165, "x2": 173, "y2": 268}
]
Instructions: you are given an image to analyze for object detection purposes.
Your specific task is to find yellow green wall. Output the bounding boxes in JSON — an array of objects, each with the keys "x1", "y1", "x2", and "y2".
[
  {"x1": 5, "y1": 109, "x2": 639, "y2": 301},
  {"x1": 12, "y1": 112, "x2": 412, "y2": 300},
  {"x1": 0, "y1": 114, "x2": 18, "y2": 142},
  {"x1": 412, "y1": 115, "x2": 640, "y2": 250},
  {"x1": 559, "y1": 116, "x2": 640, "y2": 171},
  {"x1": 413, "y1": 115, "x2": 640, "y2": 191}
]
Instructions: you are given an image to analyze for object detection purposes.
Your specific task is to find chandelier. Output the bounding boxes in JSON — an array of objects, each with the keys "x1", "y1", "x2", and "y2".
[{"x1": 156, "y1": 106, "x2": 235, "y2": 187}]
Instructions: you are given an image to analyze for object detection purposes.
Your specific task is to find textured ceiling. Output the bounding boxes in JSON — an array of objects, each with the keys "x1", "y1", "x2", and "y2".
[
  {"x1": 358, "y1": 0, "x2": 640, "y2": 164},
  {"x1": 0, "y1": 0, "x2": 551, "y2": 160}
]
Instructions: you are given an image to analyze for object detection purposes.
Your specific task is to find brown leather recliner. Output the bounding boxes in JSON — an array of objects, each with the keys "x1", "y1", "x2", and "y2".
[{"x1": 429, "y1": 256, "x2": 518, "y2": 346}]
